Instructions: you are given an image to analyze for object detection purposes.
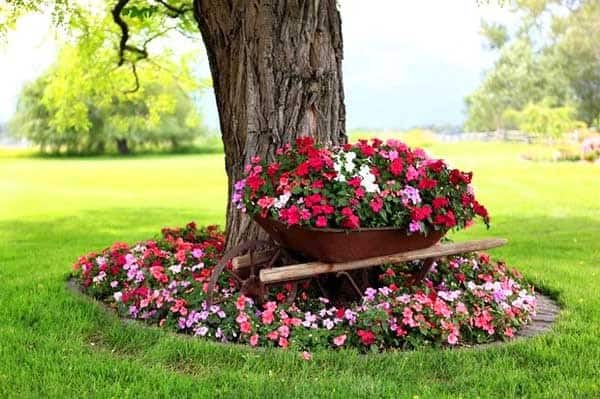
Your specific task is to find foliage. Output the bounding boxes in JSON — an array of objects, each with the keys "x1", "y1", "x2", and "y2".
[
  {"x1": 503, "y1": 102, "x2": 586, "y2": 137},
  {"x1": 464, "y1": 39, "x2": 568, "y2": 131},
  {"x1": 466, "y1": 0, "x2": 600, "y2": 131},
  {"x1": 9, "y1": 36, "x2": 207, "y2": 155},
  {"x1": 236, "y1": 138, "x2": 489, "y2": 234},
  {"x1": 73, "y1": 221, "x2": 535, "y2": 352}
]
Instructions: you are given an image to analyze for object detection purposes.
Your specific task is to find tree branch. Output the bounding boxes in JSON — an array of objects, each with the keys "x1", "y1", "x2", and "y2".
[
  {"x1": 111, "y1": 0, "x2": 148, "y2": 67},
  {"x1": 155, "y1": 0, "x2": 191, "y2": 17}
]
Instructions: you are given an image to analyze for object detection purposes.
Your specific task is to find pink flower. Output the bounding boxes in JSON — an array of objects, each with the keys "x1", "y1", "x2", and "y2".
[
  {"x1": 250, "y1": 334, "x2": 259, "y2": 346},
  {"x1": 236, "y1": 295, "x2": 248, "y2": 311},
  {"x1": 406, "y1": 166, "x2": 419, "y2": 181},
  {"x1": 240, "y1": 321, "x2": 252, "y2": 334},
  {"x1": 262, "y1": 311, "x2": 274, "y2": 325},
  {"x1": 191, "y1": 248, "x2": 204, "y2": 259},
  {"x1": 456, "y1": 302, "x2": 468, "y2": 314},
  {"x1": 278, "y1": 337, "x2": 289, "y2": 348},
  {"x1": 277, "y1": 325, "x2": 290, "y2": 338},
  {"x1": 447, "y1": 333, "x2": 459, "y2": 345},
  {"x1": 504, "y1": 327, "x2": 515, "y2": 338},
  {"x1": 369, "y1": 197, "x2": 384, "y2": 213},
  {"x1": 301, "y1": 351, "x2": 312, "y2": 361},
  {"x1": 266, "y1": 330, "x2": 279, "y2": 341},
  {"x1": 333, "y1": 334, "x2": 347, "y2": 347}
]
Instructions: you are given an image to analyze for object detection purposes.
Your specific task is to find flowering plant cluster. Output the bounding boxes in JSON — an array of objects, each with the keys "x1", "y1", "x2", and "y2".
[
  {"x1": 234, "y1": 137, "x2": 490, "y2": 234},
  {"x1": 73, "y1": 222, "x2": 536, "y2": 353}
]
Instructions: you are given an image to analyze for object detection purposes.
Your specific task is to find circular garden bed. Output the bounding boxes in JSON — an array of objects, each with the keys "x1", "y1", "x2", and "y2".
[{"x1": 72, "y1": 222, "x2": 542, "y2": 353}]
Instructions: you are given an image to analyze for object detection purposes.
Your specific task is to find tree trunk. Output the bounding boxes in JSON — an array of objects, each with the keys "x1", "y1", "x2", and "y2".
[
  {"x1": 116, "y1": 138, "x2": 130, "y2": 155},
  {"x1": 194, "y1": 0, "x2": 346, "y2": 250}
]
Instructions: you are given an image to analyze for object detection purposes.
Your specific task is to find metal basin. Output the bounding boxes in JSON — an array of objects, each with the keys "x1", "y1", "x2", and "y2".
[{"x1": 254, "y1": 216, "x2": 445, "y2": 263}]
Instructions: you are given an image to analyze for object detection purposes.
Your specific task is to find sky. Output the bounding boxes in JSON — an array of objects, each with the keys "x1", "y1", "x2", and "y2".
[{"x1": 0, "y1": 1, "x2": 514, "y2": 131}]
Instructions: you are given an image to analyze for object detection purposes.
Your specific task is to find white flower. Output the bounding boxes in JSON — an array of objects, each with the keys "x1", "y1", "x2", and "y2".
[
  {"x1": 358, "y1": 164, "x2": 380, "y2": 193},
  {"x1": 169, "y1": 264, "x2": 182, "y2": 274},
  {"x1": 92, "y1": 271, "x2": 106, "y2": 283},
  {"x1": 274, "y1": 192, "x2": 291, "y2": 209},
  {"x1": 191, "y1": 263, "x2": 204, "y2": 271},
  {"x1": 113, "y1": 292, "x2": 123, "y2": 302}
]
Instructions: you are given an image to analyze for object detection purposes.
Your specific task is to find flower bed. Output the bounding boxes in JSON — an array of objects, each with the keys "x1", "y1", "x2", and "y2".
[
  {"x1": 73, "y1": 222, "x2": 536, "y2": 353},
  {"x1": 234, "y1": 138, "x2": 490, "y2": 235}
]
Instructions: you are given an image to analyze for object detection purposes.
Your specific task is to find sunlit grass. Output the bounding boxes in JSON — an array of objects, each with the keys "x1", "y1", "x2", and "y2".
[{"x1": 0, "y1": 142, "x2": 599, "y2": 397}]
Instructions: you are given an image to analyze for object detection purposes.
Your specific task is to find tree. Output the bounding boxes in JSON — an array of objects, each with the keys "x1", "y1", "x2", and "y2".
[
  {"x1": 503, "y1": 101, "x2": 585, "y2": 138},
  {"x1": 10, "y1": 41, "x2": 206, "y2": 155},
  {"x1": 464, "y1": 39, "x2": 563, "y2": 131},
  {"x1": 3, "y1": 0, "x2": 346, "y2": 249},
  {"x1": 466, "y1": 0, "x2": 599, "y2": 131}
]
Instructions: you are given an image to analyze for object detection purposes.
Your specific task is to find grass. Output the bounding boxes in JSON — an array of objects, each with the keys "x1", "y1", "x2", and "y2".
[{"x1": 0, "y1": 141, "x2": 599, "y2": 398}]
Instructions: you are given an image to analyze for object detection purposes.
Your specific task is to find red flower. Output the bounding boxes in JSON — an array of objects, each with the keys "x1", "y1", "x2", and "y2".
[
  {"x1": 434, "y1": 210, "x2": 456, "y2": 228},
  {"x1": 280, "y1": 205, "x2": 300, "y2": 226},
  {"x1": 432, "y1": 197, "x2": 449, "y2": 210},
  {"x1": 357, "y1": 329, "x2": 376, "y2": 346},
  {"x1": 355, "y1": 187, "x2": 365, "y2": 198},
  {"x1": 295, "y1": 161, "x2": 310, "y2": 177},
  {"x1": 308, "y1": 155, "x2": 324, "y2": 170},
  {"x1": 304, "y1": 193, "x2": 322, "y2": 208},
  {"x1": 473, "y1": 200, "x2": 489, "y2": 219},
  {"x1": 461, "y1": 194, "x2": 473, "y2": 206},
  {"x1": 390, "y1": 158, "x2": 404, "y2": 176},
  {"x1": 315, "y1": 216, "x2": 328, "y2": 228},
  {"x1": 450, "y1": 169, "x2": 472, "y2": 185},
  {"x1": 311, "y1": 180, "x2": 324, "y2": 190},
  {"x1": 295, "y1": 136, "x2": 314, "y2": 154},
  {"x1": 341, "y1": 207, "x2": 360, "y2": 229},
  {"x1": 267, "y1": 162, "x2": 280, "y2": 177},
  {"x1": 348, "y1": 176, "x2": 361, "y2": 188},
  {"x1": 427, "y1": 159, "x2": 445, "y2": 173},
  {"x1": 246, "y1": 174, "x2": 264, "y2": 191},
  {"x1": 358, "y1": 141, "x2": 375, "y2": 156},
  {"x1": 411, "y1": 205, "x2": 432, "y2": 221},
  {"x1": 418, "y1": 178, "x2": 437, "y2": 190}
]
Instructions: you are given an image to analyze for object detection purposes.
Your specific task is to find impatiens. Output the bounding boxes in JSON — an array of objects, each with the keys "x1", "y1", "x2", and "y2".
[
  {"x1": 234, "y1": 137, "x2": 490, "y2": 235},
  {"x1": 73, "y1": 222, "x2": 536, "y2": 352}
]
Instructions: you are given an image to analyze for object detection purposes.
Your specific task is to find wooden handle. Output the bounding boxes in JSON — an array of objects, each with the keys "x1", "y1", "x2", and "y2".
[{"x1": 260, "y1": 238, "x2": 507, "y2": 284}]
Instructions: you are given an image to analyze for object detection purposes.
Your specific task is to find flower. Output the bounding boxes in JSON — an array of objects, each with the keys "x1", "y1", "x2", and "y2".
[
  {"x1": 333, "y1": 334, "x2": 347, "y2": 347},
  {"x1": 447, "y1": 333, "x2": 459, "y2": 345},
  {"x1": 74, "y1": 222, "x2": 534, "y2": 353},
  {"x1": 315, "y1": 216, "x2": 328, "y2": 228},
  {"x1": 390, "y1": 158, "x2": 404, "y2": 176},
  {"x1": 301, "y1": 351, "x2": 312, "y2": 361},
  {"x1": 236, "y1": 138, "x2": 489, "y2": 234},
  {"x1": 357, "y1": 329, "x2": 376, "y2": 346}
]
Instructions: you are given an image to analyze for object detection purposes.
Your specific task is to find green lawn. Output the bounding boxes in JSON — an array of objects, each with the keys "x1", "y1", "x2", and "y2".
[{"x1": 1, "y1": 142, "x2": 599, "y2": 398}]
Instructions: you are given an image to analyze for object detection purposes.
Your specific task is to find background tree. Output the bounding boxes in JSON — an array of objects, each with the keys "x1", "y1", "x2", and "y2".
[
  {"x1": 10, "y1": 42, "x2": 206, "y2": 155},
  {"x1": 465, "y1": 0, "x2": 599, "y2": 133}
]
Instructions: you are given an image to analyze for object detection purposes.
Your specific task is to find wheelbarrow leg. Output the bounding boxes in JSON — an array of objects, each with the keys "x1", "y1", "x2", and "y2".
[{"x1": 409, "y1": 258, "x2": 436, "y2": 286}]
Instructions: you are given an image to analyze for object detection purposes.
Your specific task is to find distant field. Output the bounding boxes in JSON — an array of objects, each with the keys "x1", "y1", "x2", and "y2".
[{"x1": 1, "y1": 141, "x2": 599, "y2": 397}]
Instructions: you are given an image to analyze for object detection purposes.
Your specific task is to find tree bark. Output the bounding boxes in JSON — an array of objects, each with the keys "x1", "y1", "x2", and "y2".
[
  {"x1": 116, "y1": 138, "x2": 130, "y2": 155},
  {"x1": 194, "y1": 0, "x2": 346, "y2": 249}
]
